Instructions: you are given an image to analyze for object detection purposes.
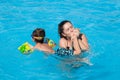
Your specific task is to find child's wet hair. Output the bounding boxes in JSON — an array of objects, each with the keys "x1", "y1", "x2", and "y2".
[{"x1": 31, "y1": 28, "x2": 45, "y2": 43}]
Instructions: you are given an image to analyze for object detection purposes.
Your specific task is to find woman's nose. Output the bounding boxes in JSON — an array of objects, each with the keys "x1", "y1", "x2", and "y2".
[{"x1": 70, "y1": 28, "x2": 74, "y2": 32}]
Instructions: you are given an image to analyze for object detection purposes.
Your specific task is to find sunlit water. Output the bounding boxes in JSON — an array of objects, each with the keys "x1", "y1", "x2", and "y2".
[{"x1": 0, "y1": 0, "x2": 120, "y2": 80}]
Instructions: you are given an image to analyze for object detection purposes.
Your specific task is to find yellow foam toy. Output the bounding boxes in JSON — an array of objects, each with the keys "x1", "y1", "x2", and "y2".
[
  {"x1": 18, "y1": 42, "x2": 33, "y2": 54},
  {"x1": 44, "y1": 38, "x2": 56, "y2": 48},
  {"x1": 48, "y1": 39, "x2": 56, "y2": 48}
]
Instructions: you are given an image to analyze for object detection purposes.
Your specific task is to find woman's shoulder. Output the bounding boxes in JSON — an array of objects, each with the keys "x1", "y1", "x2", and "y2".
[
  {"x1": 59, "y1": 38, "x2": 67, "y2": 48},
  {"x1": 59, "y1": 38, "x2": 67, "y2": 43}
]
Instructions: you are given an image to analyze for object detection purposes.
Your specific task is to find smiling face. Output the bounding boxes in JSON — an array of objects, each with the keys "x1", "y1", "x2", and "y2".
[{"x1": 62, "y1": 22, "x2": 74, "y2": 38}]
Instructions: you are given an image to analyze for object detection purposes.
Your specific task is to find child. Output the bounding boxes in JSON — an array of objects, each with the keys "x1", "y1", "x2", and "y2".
[{"x1": 31, "y1": 28, "x2": 55, "y2": 53}]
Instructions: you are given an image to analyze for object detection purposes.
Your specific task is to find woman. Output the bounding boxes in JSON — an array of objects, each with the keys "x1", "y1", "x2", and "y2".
[{"x1": 58, "y1": 20, "x2": 89, "y2": 55}]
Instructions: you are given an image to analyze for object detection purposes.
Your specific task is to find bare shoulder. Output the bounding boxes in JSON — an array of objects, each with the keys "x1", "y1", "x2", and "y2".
[
  {"x1": 59, "y1": 38, "x2": 66, "y2": 42},
  {"x1": 59, "y1": 38, "x2": 67, "y2": 44},
  {"x1": 59, "y1": 38, "x2": 67, "y2": 48},
  {"x1": 42, "y1": 44, "x2": 51, "y2": 48},
  {"x1": 36, "y1": 44, "x2": 54, "y2": 53},
  {"x1": 34, "y1": 44, "x2": 49, "y2": 50}
]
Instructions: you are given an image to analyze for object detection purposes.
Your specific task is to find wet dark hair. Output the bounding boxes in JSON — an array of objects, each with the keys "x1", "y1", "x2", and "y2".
[
  {"x1": 31, "y1": 28, "x2": 45, "y2": 43},
  {"x1": 58, "y1": 20, "x2": 72, "y2": 38}
]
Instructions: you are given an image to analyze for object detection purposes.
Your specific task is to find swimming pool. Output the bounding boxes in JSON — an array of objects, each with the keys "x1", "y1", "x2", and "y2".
[{"x1": 0, "y1": 0, "x2": 120, "y2": 80}]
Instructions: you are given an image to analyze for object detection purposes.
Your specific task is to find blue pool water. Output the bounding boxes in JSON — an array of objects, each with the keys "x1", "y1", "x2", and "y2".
[{"x1": 0, "y1": 0, "x2": 120, "y2": 80}]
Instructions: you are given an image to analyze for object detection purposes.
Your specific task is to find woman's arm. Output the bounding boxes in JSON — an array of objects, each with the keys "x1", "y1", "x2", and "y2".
[
  {"x1": 72, "y1": 37, "x2": 81, "y2": 55},
  {"x1": 78, "y1": 34, "x2": 89, "y2": 50},
  {"x1": 71, "y1": 30, "x2": 81, "y2": 55},
  {"x1": 74, "y1": 28, "x2": 89, "y2": 51}
]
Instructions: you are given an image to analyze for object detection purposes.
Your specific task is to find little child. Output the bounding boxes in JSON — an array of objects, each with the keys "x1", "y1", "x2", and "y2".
[{"x1": 31, "y1": 28, "x2": 55, "y2": 53}]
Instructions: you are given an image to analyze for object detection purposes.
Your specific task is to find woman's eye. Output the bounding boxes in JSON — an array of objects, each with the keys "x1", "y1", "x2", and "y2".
[{"x1": 67, "y1": 29, "x2": 69, "y2": 31}]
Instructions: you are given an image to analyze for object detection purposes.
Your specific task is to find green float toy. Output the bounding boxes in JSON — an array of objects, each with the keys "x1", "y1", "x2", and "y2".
[{"x1": 18, "y1": 42, "x2": 33, "y2": 54}]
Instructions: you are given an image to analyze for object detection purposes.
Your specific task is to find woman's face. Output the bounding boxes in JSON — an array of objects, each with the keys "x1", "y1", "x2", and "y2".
[{"x1": 62, "y1": 22, "x2": 74, "y2": 37}]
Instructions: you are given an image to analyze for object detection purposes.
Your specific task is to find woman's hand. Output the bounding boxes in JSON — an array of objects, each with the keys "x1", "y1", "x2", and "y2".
[
  {"x1": 70, "y1": 28, "x2": 80, "y2": 40},
  {"x1": 73, "y1": 28, "x2": 80, "y2": 37},
  {"x1": 70, "y1": 30, "x2": 77, "y2": 41}
]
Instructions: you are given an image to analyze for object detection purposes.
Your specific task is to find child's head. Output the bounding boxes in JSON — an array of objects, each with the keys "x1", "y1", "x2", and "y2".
[{"x1": 31, "y1": 28, "x2": 45, "y2": 43}]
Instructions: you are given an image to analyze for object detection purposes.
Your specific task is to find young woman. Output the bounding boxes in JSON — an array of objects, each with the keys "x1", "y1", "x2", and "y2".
[{"x1": 58, "y1": 20, "x2": 89, "y2": 55}]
